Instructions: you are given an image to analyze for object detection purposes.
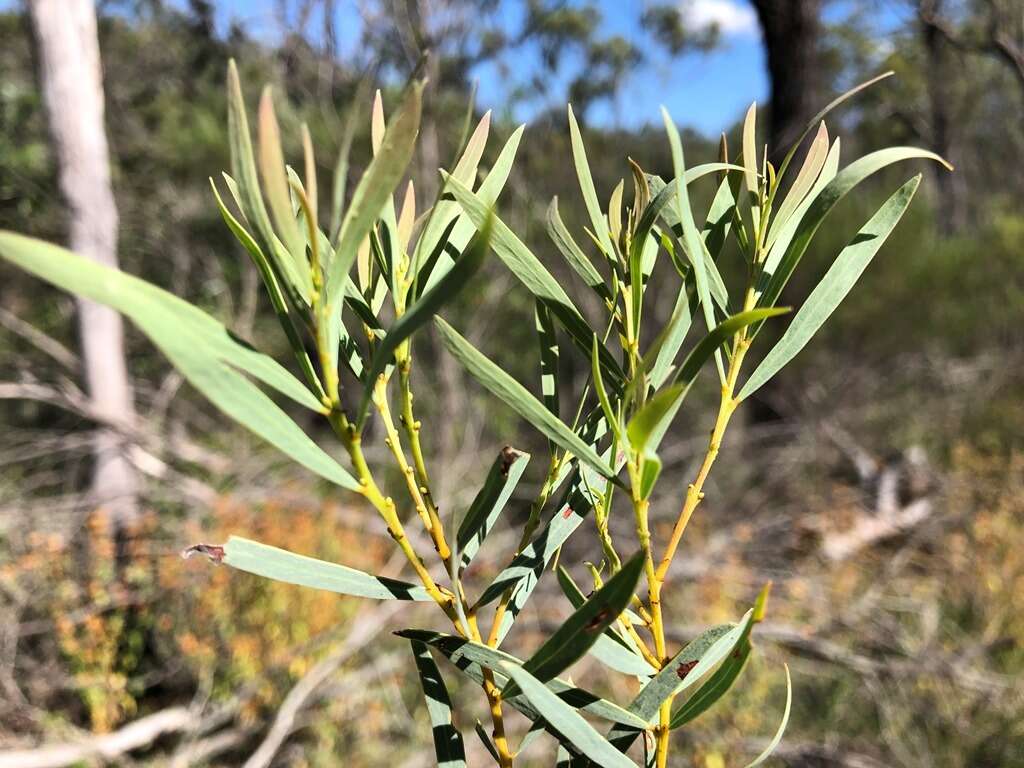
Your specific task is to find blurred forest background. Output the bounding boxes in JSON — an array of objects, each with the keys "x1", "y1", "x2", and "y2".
[{"x1": 1, "y1": 0, "x2": 1022, "y2": 766}]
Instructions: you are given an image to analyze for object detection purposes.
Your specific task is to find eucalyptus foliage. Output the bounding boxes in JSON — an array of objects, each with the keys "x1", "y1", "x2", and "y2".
[{"x1": 0, "y1": 61, "x2": 948, "y2": 767}]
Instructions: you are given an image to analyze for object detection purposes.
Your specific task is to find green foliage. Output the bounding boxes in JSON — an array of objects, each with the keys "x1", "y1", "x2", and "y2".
[{"x1": 0, "y1": 59, "x2": 945, "y2": 767}]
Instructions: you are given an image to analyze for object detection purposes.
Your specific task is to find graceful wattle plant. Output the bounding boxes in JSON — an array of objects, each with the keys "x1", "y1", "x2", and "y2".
[{"x1": 0, "y1": 61, "x2": 948, "y2": 767}]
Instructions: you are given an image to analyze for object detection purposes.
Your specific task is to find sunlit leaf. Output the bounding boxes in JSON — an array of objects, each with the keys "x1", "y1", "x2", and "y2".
[
  {"x1": 258, "y1": 87, "x2": 307, "y2": 288},
  {"x1": 765, "y1": 121, "x2": 829, "y2": 248},
  {"x1": 435, "y1": 317, "x2": 613, "y2": 478},
  {"x1": 409, "y1": 640, "x2": 467, "y2": 768},
  {"x1": 503, "y1": 552, "x2": 644, "y2": 698},
  {"x1": 395, "y1": 630, "x2": 647, "y2": 729},
  {"x1": 662, "y1": 108, "x2": 720, "y2": 377},
  {"x1": 502, "y1": 662, "x2": 639, "y2": 768},
  {"x1": 355, "y1": 215, "x2": 492, "y2": 427},
  {"x1": 0, "y1": 231, "x2": 362, "y2": 490},
  {"x1": 741, "y1": 665, "x2": 792, "y2": 768},
  {"x1": 326, "y1": 80, "x2": 422, "y2": 340},
  {"x1": 568, "y1": 104, "x2": 615, "y2": 257},
  {"x1": 456, "y1": 447, "x2": 530, "y2": 572},
  {"x1": 756, "y1": 148, "x2": 949, "y2": 317},
  {"x1": 226, "y1": 60, "x2": 308, "y2": 304},
  {"x1": 740, "y1": 176, "x2": 921, "y2": 399},
  {"x1": 194, "y1": 536, "x2": 432, "y2": 600}
]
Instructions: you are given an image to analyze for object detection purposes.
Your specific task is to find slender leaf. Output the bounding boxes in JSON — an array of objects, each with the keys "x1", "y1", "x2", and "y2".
[
  {"x1": 420, "y1": 125, "x2": 525, "y2": 293},
  {"x1": 742, "y1": 102, "x2": 762, "y2": 238},
  {"x1": 326, "y1": 80, "x2": 422, "y2": 331},
  {"x1": 226, "y1": 61, "x2": 308, "y2": 304},
  {"x1": 413, "y1": 111, "x2": 491, "y2": 273},
  {"x1": 556, "y1": 567, "x2": 656, "y2": 677},
  {"x1": 742, "y1": 665, "x2": 792, "y2": 768},
  {"x1": 756, "y1": 147, "x2": 950, "y2": 316},
  {"x1": 355, "y1": 215, "x2": 492, "y2": 427},
  {"x1": 395, "y1": 630, "x2": 648, "y2": 729},
  {"x1": 765, "y1": 121, "x2": 829, "y2": 248},
  {"x1": 409, "y1": 640, "x2": 467, "y2": 768},
  {"x1": 503, "y1": 552, "x2": 644, "y2": 698},
  {"x1": 0, "y1": 231, "x2": 362, "y2": 491},
  {"x1": 210, "y1": 177, "x2": 325, "y2": 399},
  {"x1": 435, "y1": 317, "x2": 613, "y2": 478},
  {"x1": 648, "y1": 280, "x2": 693, "y2": 391},
  {"x1": 456, "y1": 447, "x2": 530, "y2": 572},
  {"x1": 592, "y1": 336, "x2": 622, "y2": 442},
  {"x1": 773, "y1": 70, "x2": 894, "y2": 184},
  {"x1": 257, "y1": 87, "x2": 307, "y2": 288},
  {"x1": 442, "y1": 173, "x2": 625, "y2": 388},
  {"x1": 662, "y1": 108, "x2": 720, "y2": 377},
  {"x1": 547, "y1": 196, "x2": 609, "y2": 298},
  {"x1": 502, "y1": 662, "x2": 639, "y2": 768},
  {"x1": 206, "y1": 536, "x2": 432, "y2": 600},
  {"x1": 740, "y1": 176, "x2": 921, "y2": 399},
  {"x1": 568, "y1": 104, "x2": 615, "y2": 257}
]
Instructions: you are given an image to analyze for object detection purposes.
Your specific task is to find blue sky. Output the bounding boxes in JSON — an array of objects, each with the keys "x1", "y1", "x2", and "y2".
[
  {"x1": 0, "y1": 0, "x2": 901, "y2": 137},
  {"x1": 182, "y1": 0, "x2": 771, "y2": 136}
]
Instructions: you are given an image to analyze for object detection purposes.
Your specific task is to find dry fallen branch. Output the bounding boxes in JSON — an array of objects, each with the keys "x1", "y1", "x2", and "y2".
[
  {"x1": 0, "y1": 706, "x2": 197, "y2": 768},
  {"x1": 821, "y1": 498, "x2": 934, "y2": 562}
]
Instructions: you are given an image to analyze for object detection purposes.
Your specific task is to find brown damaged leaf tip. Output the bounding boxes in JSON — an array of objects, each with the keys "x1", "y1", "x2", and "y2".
[
  {"x1": 181, "y1": 543, "x2": 226, "y2": 563},
  {"x1": 499, "y1": 446, "x2": 522, "y2": 476}
]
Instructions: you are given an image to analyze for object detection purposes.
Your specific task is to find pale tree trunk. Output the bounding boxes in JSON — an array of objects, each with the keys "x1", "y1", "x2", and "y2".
[{"x1": 28, "y1": 0, "x2": 139, "y2": 527}]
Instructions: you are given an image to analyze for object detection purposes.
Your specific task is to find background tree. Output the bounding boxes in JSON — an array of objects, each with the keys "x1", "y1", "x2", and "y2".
[{"x1": 27, "y1": 0, "x2": 139, "y2": 528}]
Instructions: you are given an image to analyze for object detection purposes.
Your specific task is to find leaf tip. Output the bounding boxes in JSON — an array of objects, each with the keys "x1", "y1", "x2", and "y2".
[{"x1": 181, "y1": 543, "x2": 225, "y2": 563}]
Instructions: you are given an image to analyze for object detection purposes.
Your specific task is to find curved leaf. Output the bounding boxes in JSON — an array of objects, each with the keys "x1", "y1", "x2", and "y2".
[
  {"x1": 325, "y1": 80, "x2": 422, "y2": 334},
  {"x1": 456, "y1": 447, "x2": 531, "y2": 572},
  {"x1": 226, "y1": 61, "x2": 308, "y2": 304},
  {"x1": 355, "y1": 214, "x2": 492, "y2": 427},
  {"x1": 204, "y1": 536, "x2": 432, "y2": 600},
  {"x1": 742, "y1": 665, "x2": 792, "y2": 768},
  {"x1": 501, "y1": 662, "x2": 640, "y2": 768},
  {"x1": 756, "y1": 147, "x2": 950, "y2": 316},
  {"x1": 503, "y1": 552, "x2": 645, "y2": 698},
  {"x1": 568, "y1": 104, "x2": 615, "y2": 257},
  {"x1": 662, "y1": 108, "x2": 720, "y2": 376},
  {"x1": 739, "y1": 175, "x2": 921, "y2": 399},
  {"x1": 409, "y1": 640, "x2": 467, "y2": 768},
  {"x1": 0, "y1": 231, "x2": 361, "y2": 491},
  {"x1": 435, "y1": 317, "x2": 612, "y2": 478}
]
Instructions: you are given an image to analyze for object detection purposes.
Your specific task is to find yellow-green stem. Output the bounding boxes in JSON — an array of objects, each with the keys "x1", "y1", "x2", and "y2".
[
  {"x1": 328, "y1": 410, "x2": 455, "y2": 619},
  {"x1": 397, "y1": 361, "x2": 447, "y2": 551}
]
